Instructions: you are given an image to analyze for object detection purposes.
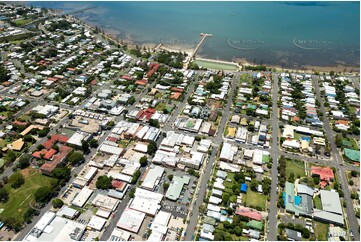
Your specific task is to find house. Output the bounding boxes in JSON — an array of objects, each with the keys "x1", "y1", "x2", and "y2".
[
  {"x1": 311, "y1": 166, "x2": 334, "y2": 188},
  {"x1": 286, "y1": 228, "x2": 302, "y2": 241}
]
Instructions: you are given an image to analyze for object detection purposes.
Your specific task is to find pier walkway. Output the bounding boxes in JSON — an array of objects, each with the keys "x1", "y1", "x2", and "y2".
[{"x1": 184, "y1": 33, "x2": 212, "y2": 69}]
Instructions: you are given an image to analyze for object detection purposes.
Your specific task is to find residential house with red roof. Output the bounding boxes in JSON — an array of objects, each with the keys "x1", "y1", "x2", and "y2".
[{"x1": 311, "y1": 166, "x2": 334, "y2": 188}]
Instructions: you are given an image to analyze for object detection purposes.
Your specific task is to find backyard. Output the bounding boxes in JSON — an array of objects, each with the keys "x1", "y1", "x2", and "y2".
[
  {"x1": 0, "y1": 168, "x2": 57, "y2": 224},
  {"x1": 241, "y1": 189, "x2": 267, "y2": 211},
  {"x1": 285, "y1": 158, "x2": 306, "y2": 179},
  {"x1": 314, "y1": 221, "x2": 329, "y2": 241}
]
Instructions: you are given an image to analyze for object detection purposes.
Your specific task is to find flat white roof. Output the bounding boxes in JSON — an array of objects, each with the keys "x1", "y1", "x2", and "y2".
[
  {"x1": 141, "y1": 165, "x2": 164, "y2": 191},
  {"x1": 129, "y1": 188, "x2": 163, "y2": 216},
  {"x1": 87, "y1": 215, "x2": 106, "y2": 231},
  {"x1": 91, "y1": 193, "x2": 119, "y2": 211},
  {"x1": 109, "y1": 228, "x2": 131, "y2": 241},
  {"x1": 99, "y1": 143, "x2": 123, "y2": 155},
  {"x1": 320, "y1": 190, "x2": 343, "y2": 215},
  {"x1": 71, "y1": 187, "x2": 93, "y2": 208},
  {"x1": 117, "y1": 208, "x2": 146, "y2": 233}
]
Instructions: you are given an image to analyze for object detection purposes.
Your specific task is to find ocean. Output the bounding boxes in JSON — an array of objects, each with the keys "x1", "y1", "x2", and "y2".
[{"x1": 29, "y1": 1, "x2": 360, "y2": 68}]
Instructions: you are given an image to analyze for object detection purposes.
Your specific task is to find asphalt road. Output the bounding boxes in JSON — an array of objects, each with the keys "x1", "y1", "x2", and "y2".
[
  {"x1": 267, "y1": 73, "x2": 280, "y2": 241},
  {"x1": 184, "y1": 73, "x2": 239, "y2": 241}
]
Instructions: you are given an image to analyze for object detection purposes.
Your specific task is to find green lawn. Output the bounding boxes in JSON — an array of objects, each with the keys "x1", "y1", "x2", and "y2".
[
  {"x1": 0, "y1": 111, "x2": 15, "y2": 119},
  {"x1": 0, "y1": 138, "x2": 10, "y2": 149},
  {"x1": 294, "y1": 132, "x2": 300, "y2": 140},
  {"x1": 286, "y1": 159, "x2": 306, "y2": 179},
  {"x1": 0, "y1": 168, "x2": 57, "y2": 223},
  {"x1": 60, "y1": 128, "x2": 76, "y2": 137},
  {"x1": 240, "y1": 74, "x2": 252, "y2": 84},
  {"x1": 12, "y1": 18, "x2": 32, "y2": 26},
  {"x1": 314, "y1": 195, "x2": 322, "y2": 209},
  {"x1": 17, "y1": 115, "x2": 30, "y2": 122},
  {"x1": 242, "y1": 189, "x2": 267, "y2": 211},
  {"x1": 193, "y1": 60, "x2": 238, "y2": 71},
  {"x1": 314, "y1": 221, "x2": 329, "y2": 241},
  {"x1": 155, "y1": 102, "x2": 166, "y2": 111}
]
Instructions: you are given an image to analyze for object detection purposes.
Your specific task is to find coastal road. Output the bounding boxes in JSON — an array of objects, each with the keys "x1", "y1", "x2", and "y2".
[
  {"x1": 313, "y1": 76, "x2": 360, "y2": 240},
  {"x1": 267, "y1": 73, "x2": 280, "y2": 241}
]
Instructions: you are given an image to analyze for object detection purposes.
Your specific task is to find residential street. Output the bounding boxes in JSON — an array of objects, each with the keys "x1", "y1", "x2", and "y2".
[{"x1": 313, "y1": 76, "x2": 360, "y2": 241}]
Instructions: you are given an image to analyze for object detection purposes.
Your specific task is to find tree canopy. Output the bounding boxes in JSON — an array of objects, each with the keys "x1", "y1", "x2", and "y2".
[{"x1": 96, "y1": 175, "x2": 113, "y2": 190}]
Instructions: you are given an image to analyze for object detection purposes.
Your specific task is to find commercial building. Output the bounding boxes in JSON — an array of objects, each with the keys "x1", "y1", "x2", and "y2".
[
  {"x1": 140, "y1": 165, "x2": 164, "y2": 191},
  {"x1": 116, "y1": 208, "x2": 146, "y2": 233},
  {"x1": 71, "y1": 187, "x2": 93, "y2": 208},
  {"x1": 24, "y1": 212, "x2": 85, "y2": 241},
  {"x1": 129, "y1": 188, "x2": 163, "y2": 216},
  {"x1": 165, "y1": 176, "x2": 190, "y2": 201}
]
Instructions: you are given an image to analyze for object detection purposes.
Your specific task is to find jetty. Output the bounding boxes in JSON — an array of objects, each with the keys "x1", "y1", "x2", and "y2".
[{"x1": 184, "y1": 33, "x2": 212, "y2": 69}]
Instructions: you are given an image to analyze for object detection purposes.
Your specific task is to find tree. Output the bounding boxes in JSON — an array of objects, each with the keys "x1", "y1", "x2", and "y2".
[
  {"x1": 34, "y1": 186, "x2": 53, "y2": 204},
  {"x1": 37, "y1": 128, "x2": 49, "y2": 137},
  {"x1": 163, "y1": 182, "x2": 170, "y2": 190},
  {"x1": 234, "y1": 226, "x2": 243, "y2": 236},
  {"x1": 349, "y1": 180, "x2": 354, "y2": 186},
  {"x1": 81, "y1": 140, "x2": 89, "y2": 153},
  {"x1": 131, "y1": 170, "x2": 141, "y2": 184},
  {"x1": 302, "y1": 228, "x2": 310, "y2": 238},
  {"x1": 351, "y1": 170, "x2": 359, "y2": 177},
  {"x1": 6, "y1": 150, "x2": 17, "y2": 162},
  {"x1": 67, "y1": 152, "x2": 84, "y2": 166},
  {"x1": 168, "y1": 174, "x2": 173, "y2": 181},
  {"x1": 0, "y1": 187, "x2": 9, "y2": 202},
  {"x1": 96, "y1": 176, "x2": 113, "y2": 190},
  {"x1": 334, "y1": 182, "x2": 339, "y2": 190},
  {"x1": 18, "y1": 154, "x2": 31, "y2": 169},
  {"x1": 127, "y1": 96, "x2": 136, "y2": 105},
  {"x1": 222, "y1": 192, "x2": 231, "y2": 204},
  {"x1": 250, "y1": 179, "x2": 258, "y2": 191},
  {"x1": 129, "y1": 188, "x2": 136, "y2": 198},
  {"x1": 288, "y1": 172, "x2": 295, "y2": 183},
  {"x1": 139, "y1": 156, "x2": 148, "y2": 167},
  {"x1": 234, "y1": 173, "x2": 244, "y2": 182},
  {"x1": 52, "y1": 167, "x2": 71, "y2": 181},
  {"x1": 149, "y1": 119, "x2": 160, "y2": 128},
  {"x1": 23, "y1": 208, "x2": 39, "y2": 224},
  {"x1": 147, "y1": 141, "x2": 157, "y2": 155},
  {"x1": 52, "y1": 198, "x2": 64, "y2": 208},
  {"x1": 10, "y1": 173, "x2": 25, "y2": 189},
  {"x1": 313, "y1": 176, "x2": 320, "y2": 185},
  {"x1": 89, "y1": 139, "x2": 98, "y2": 148},
  {"x1": 262, "y1": 177, "x2": 272, "y2": 195}
]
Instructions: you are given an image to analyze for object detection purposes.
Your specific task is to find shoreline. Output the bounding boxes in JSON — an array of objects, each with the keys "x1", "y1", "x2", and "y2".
[{"x1": 72, "y1": 16, "x2": 359, "y2": 74}]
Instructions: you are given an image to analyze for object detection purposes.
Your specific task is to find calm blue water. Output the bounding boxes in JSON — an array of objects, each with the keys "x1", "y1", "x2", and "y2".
[{"x1": 30, "y1": 1, "x2": 360, "y2": 68}]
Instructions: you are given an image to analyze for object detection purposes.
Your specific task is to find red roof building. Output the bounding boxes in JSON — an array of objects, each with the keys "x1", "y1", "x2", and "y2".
[
  {"x1": 171, "y1": 87, "x2": 184, "y2": 93},
  {"x1": 121, "y1": 75, "x2": 133, "y2": 81},
  {"x1": 43, "y1": 134, "x2": 69, "y2": 150},
  {"x1": 40, "y1": 145, "x2": 72, "y2": 175},
  {"x1": 170, "y1": 92, "x2": 181, "y2": 100},
  {"x1": 136, "y1": 108, "x2": 156, "y2": 122},
  {"x1": 311, "y1": 166, "x2": 334, "y2": 188},
  {"x1": 32, "y1": 148, "x2": 58, "y2": 160},
  {"x1": 112, "y1": 180, "x2": 127, "y2": 191},
  {"x1": 146, "y1": 69, "x2": 155, "y2": 78},
  {"x1": 13, "y1": 120, "x2": 28, "y2": 126},
  {"x1": 135, "y1": 79, "x2": 148, "y2": 86},
  {"x1": 235, "y1": 207, "x2": 262, "y2": 221}
]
